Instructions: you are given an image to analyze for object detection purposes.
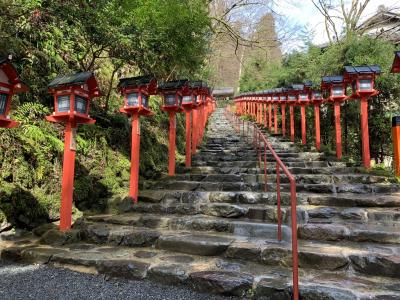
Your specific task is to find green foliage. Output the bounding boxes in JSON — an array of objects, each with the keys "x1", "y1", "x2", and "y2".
[
  {"x1": 239, "y1": 36, "x2": 400, "y2": 169},
  {"x1": 0, "y1": 0, "x2": 209, "y2": 229}
]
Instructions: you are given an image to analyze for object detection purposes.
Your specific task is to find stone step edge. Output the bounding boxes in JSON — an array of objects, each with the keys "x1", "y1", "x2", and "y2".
[{"x1": 2, "y1": 242, "x2": 399, "y2": 299}]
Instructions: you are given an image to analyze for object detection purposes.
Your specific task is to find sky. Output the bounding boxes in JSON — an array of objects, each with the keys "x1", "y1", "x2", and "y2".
[{"x1": 272, "y1": 0, "x2": 400, "y2": 50}]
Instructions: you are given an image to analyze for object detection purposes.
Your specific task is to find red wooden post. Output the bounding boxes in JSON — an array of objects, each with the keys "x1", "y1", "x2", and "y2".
[
  {"x1": 274, "y1": 104, "x2": 278, "y2": 134},
  {"x1": 281, "y1": 104, "x2": 286, "y2": 136},
  {"x1": 290, "y1": 106, "x2": 295, "y2": 142},
  {"x1": 334, "y1": 102, "x2": 342, "y2": 159},
  {"x1": 300, "y1": 105, "x2": 306, "y2": 145},
  {"x1": 168, "y1": 112, "x2": 176, "y2": 175},
  {"x1": 360, "y1": 97, "x2": 370, "y2": 168},
  {"x1": 314, "y1": 104, "x2": 321, "y2": 151},
  {"x1": 59, "y1": 121, "x2": 76, "y2": 231},
  {"x1": 129, "y1": 113, "x2": 140, "y2": 202},
  {"x1": 192, "y1": 108, "x2": 197, "y2": 154},
  {"x1": 268, "y1": 104, "x2": 272, "y2": 130},
  {"x1": 264, "y1": 103, "x2": 267, "y2": 127}
]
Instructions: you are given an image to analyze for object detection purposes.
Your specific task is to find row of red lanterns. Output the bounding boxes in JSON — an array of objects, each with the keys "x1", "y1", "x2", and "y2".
[
  {"x1": 234, "y1": 64, "x2": 381, "y2": 169},
  {"x1": 0, "y1": 56, "x2": 216, "y2": 231}
]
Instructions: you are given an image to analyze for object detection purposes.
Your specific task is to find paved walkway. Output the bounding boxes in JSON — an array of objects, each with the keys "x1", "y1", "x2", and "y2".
[{"x1": 0, "y1": 262, "x2": 232, "y2": 300}]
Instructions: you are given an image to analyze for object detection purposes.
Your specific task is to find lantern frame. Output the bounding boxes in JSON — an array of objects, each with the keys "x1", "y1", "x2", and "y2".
[
  {"x1": 343, "y1": 65, "x2": 380, "y2": 98},
  {"x1": 0, "y1": 56, "x2": 28, "y2": 128},
  {"x1": 158, "y1": 79, "x2": 189, "y2": 112},
  {"x1": 118, "y1": 75, "x2": 157, "y2": 116},
  {"x1": 321, "y1": 76, "x2": 347, "y2": 102},
  {"x1": 391, "y1": 51, "x2": 400, "y2": 73},
  {"x1": 310, "y1": 89, "x2": 324, "y2": 105},
  {"x1": 46, "y1": 72, "x2": 100, "y2": 125}
]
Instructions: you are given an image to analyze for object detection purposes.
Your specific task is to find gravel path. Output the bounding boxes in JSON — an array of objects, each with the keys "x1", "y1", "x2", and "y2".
[{"x1": 0, "y1": 262, "x2": 232, "y2": 300}]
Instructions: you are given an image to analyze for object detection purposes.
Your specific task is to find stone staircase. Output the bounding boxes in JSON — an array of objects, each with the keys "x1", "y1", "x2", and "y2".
[{"x1": 2, "y1": 108, "x2": 400, "y2": 299}]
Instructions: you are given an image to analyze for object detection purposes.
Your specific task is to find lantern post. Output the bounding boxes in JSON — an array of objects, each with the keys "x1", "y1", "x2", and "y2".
[
  {"x1": 159, "y1": 80, "x2": 188, "y2": 176},
  {"x1": 391, "y1": 51, "x2": 400, "y2": 176},
  {"x1": 280, "y1": 89, "x2": 288, "y2": 136},
  {"x1": 0, "y1": 56, "x2": 28, "y2": 128},
  {"x1": 272, "y1": 89, "x2": 280, "y2": 134},
  {"x1": 183, "y1": 81, "x2": 202, "y2": 167},
  {"x1": 310, "y1": 89, "x2": 324, "y2": 151},
  {"x1": 344, "y1": 65, "x2": 381, "y2": 169},
  {"x1": 322, "y1": 76, "x2": 347, "y2": 160},
  {"x1": 118, "y1": 76, "x2": 157, "y2": 203},
  {"x1": 46, "y1": 72, "x2": 100, "y2": 231},
  {"x1": 263, "y1": 93, "x2": 268, "y2": 128},
  {"x1": 297, "y1": 82, "x2": 312, "y2": 145},
  {"x1": 267, "y1": 93, "x2": 273, "y2": 130},
  {"x1": 287, "y1": 85, "x2": 302, "y2": 143}
]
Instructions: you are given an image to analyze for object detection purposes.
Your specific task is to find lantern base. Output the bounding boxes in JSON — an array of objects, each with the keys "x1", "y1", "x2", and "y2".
[
  {"x1": 182, "y1": 103, "x2": 197, "y2": 110},
  {"x1": 0, "y1": 118, "x2": 19, "y2": 128},
  {"x1": 161, "y1": 106, "x2": 183, "y2": 113},
  {"x1": 46, "y1": 113, "x2": 96, "y2": 125},
  {"x1": 120, "y1": 106, "x2": 154, "y2": 117},
  {"x1": 348, "y1": 90, "x2": 379, "y2": 100}
]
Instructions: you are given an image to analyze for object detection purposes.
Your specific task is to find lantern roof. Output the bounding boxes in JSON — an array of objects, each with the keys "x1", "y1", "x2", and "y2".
[
  {"x1": 158, "y1": 79, "x2": 189, "y2": 91},
  {"x1": 343, "y1": 65, "x2": 381, "y2": 76},
  {"x1": 189, "y1": 80, "x2": 206, "y2": 89},
  {"x1": 0, "y1": 56, "x2": 28, "y2": 92},
  {"x1": 391, "y1": 51, "x2": 400, "y2": 73},
  {"x1": 48, "y1": 71, "x2": 100, "y2": 96},
  {"x1": 321, "y1": 75, "x2": 344, "y2": 85},
  {"x1": 291, "y1": 84, "x2": 304, "y2": 91},
  {"x1": 117, "y1": 75, "x2": 156, "y2": 91}
]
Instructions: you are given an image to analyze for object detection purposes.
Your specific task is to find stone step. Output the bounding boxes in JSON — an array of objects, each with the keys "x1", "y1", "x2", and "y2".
[
  {"x1": 73, "y1": 220, "x2": 400, "y2": 279},
  {"x1": 307, "y1": 193, "x2": 400, "y2": 208},
  {"x1": 168, "y1": 173, "x2": 394, "y2": 185},
  {"x1": 298, "y1": 222, "x2": 400, "y2": 244},
  {"x1": 192, "y1": 160, "x2": 349, "y2": 168},
  {"x1": 3, "y1": 239, "x2": 400, "y2": 298},
  {"x1": 178, "y1": 166, "x2": 363, "y2": 176},
  {"x1": 142, "y1": 179, "x2": 400, "y2": 194}
]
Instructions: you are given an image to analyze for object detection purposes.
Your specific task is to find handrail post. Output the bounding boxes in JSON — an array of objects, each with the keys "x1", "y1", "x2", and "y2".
[
  {"x1": 290, "y1": 180, "x2": 299, "y2": 300},
  {"x1": 276, "y1": 163, "x2": 282, "y2": 241}
]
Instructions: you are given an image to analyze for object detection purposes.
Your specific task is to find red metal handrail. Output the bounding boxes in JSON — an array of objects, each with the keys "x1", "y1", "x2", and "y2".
[{"x1": 224, "y1": 106, "x2": 299, "y2": 300}]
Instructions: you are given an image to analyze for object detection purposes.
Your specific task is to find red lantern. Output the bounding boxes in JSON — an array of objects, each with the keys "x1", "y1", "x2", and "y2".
[
  {"x1": 158, "y1": 80, "x2": 189, "y2": 176},
  {"x1": 118, "y1": 76, "x2": 157, "y2": 203},
  {"x1": 344, "y1": 65, "x2": 381, "y2": 169},
  {"x1": 391, "y1": 51, "x2": 400, "y2": 73},
  {"x1": 118, "y1": 76, "x2": 157, "y2": 116},
  {"x1": 0, "y1": 56, "x2": 28, "y2": 128},
  {"x1": 46, "y1": 72, "x2": 101, "y2": 231}
]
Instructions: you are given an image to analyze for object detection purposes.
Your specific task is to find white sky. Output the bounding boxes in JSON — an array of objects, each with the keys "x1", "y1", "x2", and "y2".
[{"x1": 273, "y1": 0, "x2": 400, "y2": 49}]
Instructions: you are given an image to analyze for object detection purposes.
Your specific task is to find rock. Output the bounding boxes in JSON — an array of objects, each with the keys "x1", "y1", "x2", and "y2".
[
  {"x1": 119, "y1": 230, "x2": 160, "y2": 247},
  {"x1": 39, "y1": 229, "x2": 68, "y2": 246},
  {"x1": 96, "y1": 259, "x2": 149, "y2": 280},
  {"x1": 188, "y1": 271, "x2": 253, "y2": 297},
  {"x1": 254, "y1": 277, "x2": 292, "y2": 300},
  {"x1": 134, "y1": 251, "x2": 158, "y2": 259},
  {"x1": 261, "y1": 246, "x2": 292, "y2": 267},
  {"x1": 209, "y1": 192, "x2": 237, "y2": 203},
  {"x1": 148, "y1": 264, "x2": 188, "y2": 285},
  {"x1": 1, "y1": 246, "x2": 24, "y2": 261},
  {"x1": 340, "y1": 208, "x2": 367, "y2": 221},
  {"x1": 156, "y1": 234, "x2": 233, "y2": 256},
  {"x1": 299, "y1": 251, "x2": 349, "y2": 270},
  {"x1": 308, "y1": 207, "x2": 338, "y2": 219},
  {"x1": 298, "y1": 224, "x2": 350, "y2": 241},
  {"x1": 350, "y1": 255, "x2": 400, "y2": 278},
  {"x1": 159, "y1": 255, "x2": 195, "y2": 264},
  {"x1": 33, "y1": 223, "x2": 58, "y2": 237},
  {"x1": 0, "y1": 220, "x2": 12, "y2": 233},
  {"x1": 138, "y1": 190, "x2": 166, "y2": 203},
  {"x1": 225, "y1": 242, "x2": 261, "y2": 262},
  {"x1": 21, "y1": 247, "x2": 68, "y2": 264},
  {"x1": 300, "y1": 284, "x2": 357, "y2": 300},
  {"x1": 200, "y1": 203, "x2": 247, "y2": 218}
]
